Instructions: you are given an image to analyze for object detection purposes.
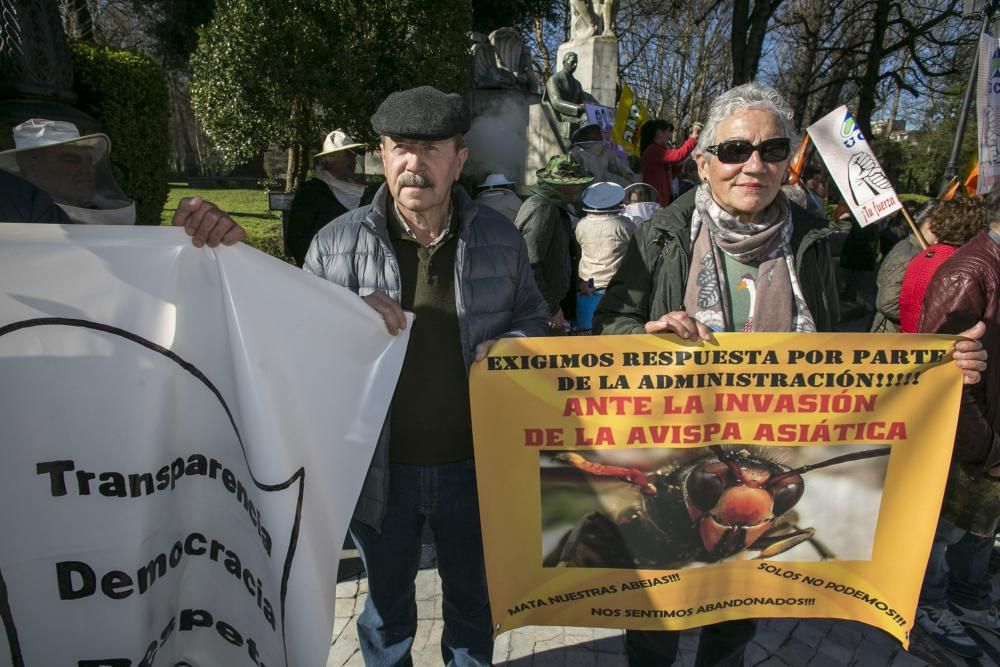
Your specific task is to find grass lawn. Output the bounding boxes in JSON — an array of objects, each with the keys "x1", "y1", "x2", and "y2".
[{"x1": 161, "y1": 186, "x2": 293, "y2": 263}]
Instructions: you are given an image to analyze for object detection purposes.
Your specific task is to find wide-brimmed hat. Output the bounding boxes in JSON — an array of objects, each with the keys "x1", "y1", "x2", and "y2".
[
  {"x1": 0, "y1": 119, "x2": 110, "y2": 172},
  {"x1": 582, "y1": 181, "x2": 626, "y2": 212},
  {"x1": 479, "y1": 173, "x2": 515, "y2": 189},
  {"x1": 536, "y1": 155, "x2": 594, "y2": 186},
  {"x1": 314, "y1": 130, "x2": 365, "y2": 158}
]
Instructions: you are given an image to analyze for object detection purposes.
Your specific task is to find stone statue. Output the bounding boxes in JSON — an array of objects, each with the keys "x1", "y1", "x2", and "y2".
[
  {"x1": 570, "y1": 0, "x2": 617, "y2": 41},
  {"x1": 489, "y1": 28, "x2": 540, "y2": 93},
  {"x1": 470, "y1": 32, "x2": 509, "y2": 89},
  {"x1": 0, "y1": 0, "x2": 76, "y2": 101},
  {"x1": 544, "y1": 52, "x2": 586, "y2": 126}
]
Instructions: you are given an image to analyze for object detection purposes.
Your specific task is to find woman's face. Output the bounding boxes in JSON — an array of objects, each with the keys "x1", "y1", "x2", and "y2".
[{"x1": 696, "y1": 109, "x2": 789, "y2": 224}]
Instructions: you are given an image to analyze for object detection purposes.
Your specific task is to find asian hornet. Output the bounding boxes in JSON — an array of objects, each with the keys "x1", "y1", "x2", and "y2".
[{"x1": 543, "y1": 445, "x2": 890, "y2": 569}]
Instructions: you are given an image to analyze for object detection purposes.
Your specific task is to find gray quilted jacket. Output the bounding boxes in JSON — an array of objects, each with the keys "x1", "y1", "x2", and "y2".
[{"x1": 303, "y1": 183, "x2": 549, "y2": 530}]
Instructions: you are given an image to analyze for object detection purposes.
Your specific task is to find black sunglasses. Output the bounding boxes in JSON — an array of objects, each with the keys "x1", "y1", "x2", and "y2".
[{"x1": 706, "y1": 138, "x2": 791, "y2": 164}]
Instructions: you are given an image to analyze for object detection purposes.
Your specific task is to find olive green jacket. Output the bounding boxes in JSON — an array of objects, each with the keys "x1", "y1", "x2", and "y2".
[{"x1": 593, "y1": 188, "x2": 841, "y2": 334}]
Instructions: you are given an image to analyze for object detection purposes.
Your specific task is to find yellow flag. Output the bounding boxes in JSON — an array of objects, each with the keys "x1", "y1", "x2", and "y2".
[{"x1": 612, "y1": 84, "x2": 650, "y2": 157}]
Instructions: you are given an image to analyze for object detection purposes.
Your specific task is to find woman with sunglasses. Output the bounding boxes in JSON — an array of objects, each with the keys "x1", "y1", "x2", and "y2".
[
  {"x1": 594, "y1": 82, "x2": 840, "y2": 345},
  {"x1": 591, "y1": 82, "x2": 987, "y2": 666}
]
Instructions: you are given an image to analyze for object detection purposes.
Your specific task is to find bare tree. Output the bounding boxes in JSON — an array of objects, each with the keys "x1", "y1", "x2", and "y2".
[{"x1": 731, "y1": 0, "x2": 784, "y2": 85}]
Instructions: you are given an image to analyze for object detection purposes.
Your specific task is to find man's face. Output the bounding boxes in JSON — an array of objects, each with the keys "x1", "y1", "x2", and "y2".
[
  {"x1": 564, "y1": 55, "x2": 578, "y2": 74},
  {"x1": 323, "y1": 150, "x2": 357, "y2": 181},
  {"x1": 381, "y1": 136, "x2": 468, "y2": 215},
  {"x1": 19, "y1": 145, "x2": 96, "y2": 206}
]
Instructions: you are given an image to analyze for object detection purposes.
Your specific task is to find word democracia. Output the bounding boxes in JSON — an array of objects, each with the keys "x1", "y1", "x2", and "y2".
[{"x1": 36, "y1": 455, "x2": 273, "y2": 555}]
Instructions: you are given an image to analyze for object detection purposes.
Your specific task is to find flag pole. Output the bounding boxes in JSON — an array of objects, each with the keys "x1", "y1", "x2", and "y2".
[
  {"x1": 942, "y1": 1, "x2": 995, "y2": 186},
  {"x1": 899, "y1": 205, "x2": 929, "y2": 250}
]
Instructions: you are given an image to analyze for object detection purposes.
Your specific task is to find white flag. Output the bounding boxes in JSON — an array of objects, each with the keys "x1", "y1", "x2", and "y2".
[
  {"x1": 807, "y1": 106, "x2": 902, "y2": 227},
  {"x1": 977, "y1": 31, "x2": 1000, "y2": 194},
  {"x1": 0, "y1": 224, "x2": 409, "y2": 667}
]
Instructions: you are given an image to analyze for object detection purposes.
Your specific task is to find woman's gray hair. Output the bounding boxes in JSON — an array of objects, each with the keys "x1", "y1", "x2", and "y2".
[{"x1": 695, "y1": 82, "x2": 798, "y2": 156}]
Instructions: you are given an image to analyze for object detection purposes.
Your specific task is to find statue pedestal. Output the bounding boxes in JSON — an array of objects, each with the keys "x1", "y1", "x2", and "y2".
[
  {"x1": 557, "y1": 36, "x2": 618, "y2": 109},
  {"x1": 463, "y1": 88, "x2": 559, "y2": 192}
]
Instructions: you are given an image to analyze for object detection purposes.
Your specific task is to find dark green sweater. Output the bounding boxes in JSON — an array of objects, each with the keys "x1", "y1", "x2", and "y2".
[{"x1": 387, "y1": 203, "x2": 473, "y2": 464}]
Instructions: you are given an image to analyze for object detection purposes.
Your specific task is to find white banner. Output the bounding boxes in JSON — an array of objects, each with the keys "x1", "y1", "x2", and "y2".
[
  {"x1": 0, "y1": 224, "x2": 409, "y2": 667},
  {"x1": 807, "y1": 106, "x2": 902, "y2": 227},
  {"x1": 978, "y1": 31, "x2": 1000, "y2": 194}
]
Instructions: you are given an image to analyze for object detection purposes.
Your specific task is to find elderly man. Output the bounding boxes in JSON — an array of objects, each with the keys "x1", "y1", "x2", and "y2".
[
  {"x1": 303, "y1": 86, "x2": 548, "y2": 666},
  {"x1": 0, "y1": 118, "x2": 136, "y2": 225},
  {"x1": 287, "y1": 129, "x2": 371, "y2": 266},
  {"x1": 0, "y1": 118, "x2": 244, "y2": 243}
]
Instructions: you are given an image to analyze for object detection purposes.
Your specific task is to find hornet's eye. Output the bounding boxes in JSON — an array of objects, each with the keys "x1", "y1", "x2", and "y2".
[
  {"x1": 770, "y1": 474, "x2": 804, "y2": 516},
  {"x1": 686, "y1": 462, "x2": 730, "y2": 512}
]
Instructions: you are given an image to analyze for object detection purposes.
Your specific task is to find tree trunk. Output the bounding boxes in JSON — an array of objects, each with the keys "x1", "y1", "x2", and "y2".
[
  {"x1": 61, "y1": 0, "x2": 94, "y2": 42},
  {"x1": 855, "y1": 0, "x2": 891, "y2": 139},
  {"x1": 535, "y1": 17, "x2": 551, "y2": 78},
  {"x1": 286, "y1": 145, "x2": 298, "y2": 193},
  {"x1": 731, "y1": 0, "x2": 783, "y2": 85},
  {"x1": 731, "y1": 0, "x2": 750, "y2": 84}
]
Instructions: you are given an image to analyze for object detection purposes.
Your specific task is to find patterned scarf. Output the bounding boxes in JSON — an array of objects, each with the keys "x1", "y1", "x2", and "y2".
[{"x1": 683, "y1": 185, "x2": 815, "y2": 333}]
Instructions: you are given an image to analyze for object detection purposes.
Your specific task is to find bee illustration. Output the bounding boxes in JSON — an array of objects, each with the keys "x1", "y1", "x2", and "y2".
[{"x1": 542, "y1": 445, "x2": 890, "y2": 569}]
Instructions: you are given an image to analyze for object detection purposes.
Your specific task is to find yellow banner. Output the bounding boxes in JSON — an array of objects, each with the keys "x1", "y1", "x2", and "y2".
[
  {"x1": 612, "y1": 84, "x2": 650, "y2": 157},
  {"x1": 470, "y1": 333, "x2": 964, "y2": 647}
]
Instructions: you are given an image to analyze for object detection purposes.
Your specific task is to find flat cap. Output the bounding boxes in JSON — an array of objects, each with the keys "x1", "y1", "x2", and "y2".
[{"x1": 371, "y1": 86, "x2": 470, "y2": 140}]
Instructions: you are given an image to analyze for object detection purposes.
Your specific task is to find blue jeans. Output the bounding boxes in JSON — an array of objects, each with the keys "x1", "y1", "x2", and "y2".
[
  {"x1": 919, "y1": 518, "x2": 995, "y2": 610},
  {"x1": 350, "y1": 460, "x2": 493, "y2": 667}
]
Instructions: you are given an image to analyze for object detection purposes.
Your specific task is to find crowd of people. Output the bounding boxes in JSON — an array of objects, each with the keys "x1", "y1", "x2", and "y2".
[{"x1": 2, "y1": 79, "x2": 998, "y2": 667}]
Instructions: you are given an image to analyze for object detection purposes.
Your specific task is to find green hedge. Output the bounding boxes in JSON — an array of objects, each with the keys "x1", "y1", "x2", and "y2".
[{"x1": 71, "y1": 43, "x2": 170, "y2": 226}]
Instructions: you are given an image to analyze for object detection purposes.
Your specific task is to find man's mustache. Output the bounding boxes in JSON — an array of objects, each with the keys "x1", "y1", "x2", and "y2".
[{"x1": 398, "y1": 173, "x2": 433, "y2": 188}]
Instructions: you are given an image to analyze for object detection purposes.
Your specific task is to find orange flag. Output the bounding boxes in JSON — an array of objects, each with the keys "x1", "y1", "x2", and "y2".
[{"x1": 787, "y1": 134, "x2": 812, "y2": 185}]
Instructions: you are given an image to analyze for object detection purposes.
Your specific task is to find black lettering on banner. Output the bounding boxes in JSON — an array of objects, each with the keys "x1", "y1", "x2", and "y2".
[
  {"x1": 54, "y1": 532, "x2": 277, "y2": 630},
  {"x1": 0, "y1": 317, "x2": 310, "y2": 667},
  {"x1": 35, "y1": 455, "x2": 276, "y2": 556}
]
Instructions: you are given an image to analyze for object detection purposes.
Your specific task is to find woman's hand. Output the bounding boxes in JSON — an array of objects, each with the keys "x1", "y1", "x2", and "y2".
[{"x1": 644, "y1": 311, "x2": 713, "y2": 340}]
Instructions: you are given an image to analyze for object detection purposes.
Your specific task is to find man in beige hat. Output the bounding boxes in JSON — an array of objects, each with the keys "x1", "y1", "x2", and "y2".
[
  {"x1": 0, "y1": 118, "x2": 244, "y2": 245},
  {"x1": 0, "y1": 118, "x2": 135, "y2": 225},
  {"x1": 286, "y1": 129, "x2": 371, "y2": 266}
]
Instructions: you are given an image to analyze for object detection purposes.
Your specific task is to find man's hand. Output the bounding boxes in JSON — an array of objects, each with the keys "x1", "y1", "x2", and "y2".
[
  {"x1": 645, "y1": 311, "x2": 712, "y2": 341},
  {"x1": 362, "y1": 291, "x2": 407, "y2": 335},
  {"x1": 475, "y1": 339, "x2": 497, "y2": 362},
  {"x1": 954, "y1": 321, "x2": 988, "y2": 385},
  {"x1": 549, "y1": 309, "x2": 566, "y2": 333},
  {"x1": 172, "y1": 196, "x2": 246, "y2": 248}
]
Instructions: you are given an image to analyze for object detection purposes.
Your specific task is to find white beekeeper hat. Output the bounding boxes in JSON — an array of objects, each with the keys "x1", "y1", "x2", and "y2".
[
  {"x1": 0, "y1": 118, "x2": 110, "y2": 172},
  {"x1": 582, "y1": 181, "x2": 626, "y2": 212}
]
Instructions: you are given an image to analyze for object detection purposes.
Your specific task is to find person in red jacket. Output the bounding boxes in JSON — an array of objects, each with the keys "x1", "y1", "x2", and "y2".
[
  {"x1": 640, "y1": 118, "x2": 701, "y2": 207},
  {"x1": 899, "y1": 197, "x2": 987, "y2": 333}
]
